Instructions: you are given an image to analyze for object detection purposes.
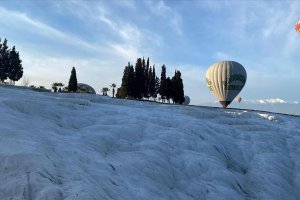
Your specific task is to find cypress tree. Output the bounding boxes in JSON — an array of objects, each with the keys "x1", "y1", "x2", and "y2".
[
  {"x1": 127, "y1": 64, "x2": 135, "y2": 98},
  {"x1": 116, "y1": 87, "x2": 122, "y2": 98},
  {"x1": 144, "y1": 57, "x2": 150, "y2": 99},
  {"x1": 68, "y1": 67, "x2": 77, "y2": 92},
  {"x1": 177, "y1": 70, "x2": 185, "y2": 104},
  {"x1": 160, "y1": 65, "x2": 167, "y2": 102},
  {"x1": 120, "y1": 63, "x2": 130, "y2": 97},
  {"x1": 172, "y1": 70, "x2": 185, "y2": 104},
  {"x1": 146, "y1": 57, "x2": 150, "y2": 69},
  {"x1": 0, "y1": 39, "x2": 10, "y2": 83},
  {"x1": 165, "y1": 77, "x2": 173, "y2": 103},
  {"x1": 0, "y1": 39, "x2": 2, "y2": 81},
  {"x1": 120, "y1": 62, "x2": 135, "y2": 98},
  {"x1": 148, "y1": 67, "x2": 154, "y2": 99},
  {"x1": 171, "y1": 71, "x2": 178, "y2": 103},
  {"x1": 8, "y1": 46, "x2": 23, "y2": 84},
  {"x1": 142, "y1": 57, "x2": 146, "y2": 98},
  {"x1": 142, "y1": 57, "x2": 145, "y2": 67},
  {"x1": 149, "y1": 65, "x2": 156, "y2": 99},
  {"x1": 134, "y1": 58, "x2": 144, "y2": 99}
]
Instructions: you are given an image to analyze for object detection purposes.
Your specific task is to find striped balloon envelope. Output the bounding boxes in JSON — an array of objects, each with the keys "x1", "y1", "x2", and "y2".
[
  {"x1": 206, "y1": 61, "x2": 247, "y2": 108},
  {"x1": 295, "y1": 20, "x2": 300, "y2": 33}
]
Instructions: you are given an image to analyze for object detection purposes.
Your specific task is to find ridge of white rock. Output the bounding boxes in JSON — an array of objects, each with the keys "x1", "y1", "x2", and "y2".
[{"x1": 0, "y1": 87, "x2": 299, "y2": 200}]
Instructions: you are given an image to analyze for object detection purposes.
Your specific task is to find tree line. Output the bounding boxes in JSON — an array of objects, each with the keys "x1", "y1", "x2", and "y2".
[
  {"x1": 0, "y1": 39, "x2": 183, "y2": 103},
  {"x1": 117, "y1": 57, "x2": 185, "y2": 104},
  {"x1": 0, "y1": 38, "x2": 23, "y2": 84}
]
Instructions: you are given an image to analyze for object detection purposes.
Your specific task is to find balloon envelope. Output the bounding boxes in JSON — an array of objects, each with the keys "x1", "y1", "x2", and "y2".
[
  {"x1": 183, "y1": 96, "x2": 190, "y2": 105},
  {"x1": 295, "y1": 20, "x2": 300, "y2": 33},
  {"x1": 236, "y1": 97, "x2": 242, "y2": 103},
  {"x1": 206, "y1": 61, "x2": 247, "y2": 108}
]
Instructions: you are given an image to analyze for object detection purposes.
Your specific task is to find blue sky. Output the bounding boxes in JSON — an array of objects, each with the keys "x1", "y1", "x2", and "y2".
[{"x1": 0, "y1": 0, "x2": 299, "y2": 105}]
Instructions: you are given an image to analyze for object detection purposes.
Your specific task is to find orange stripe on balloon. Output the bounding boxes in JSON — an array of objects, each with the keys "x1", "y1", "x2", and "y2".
[{"x1": 295, "y1": 21, "x2": 300, "y2": 32}]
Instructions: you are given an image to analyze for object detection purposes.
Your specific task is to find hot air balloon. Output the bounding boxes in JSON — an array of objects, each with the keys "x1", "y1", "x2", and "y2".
[
  {"x1": 236, "y1": 96, "x2": 242, "y2": 103},
  {"x1": 295, "y1": 20, "x2": 300, "y2": 33},
  {"x1": 206, "y1": 61, "x2": 247, "y2": 108},
  {"x1": 183, "y1": 96, "x2": 190, "y2": 105}
]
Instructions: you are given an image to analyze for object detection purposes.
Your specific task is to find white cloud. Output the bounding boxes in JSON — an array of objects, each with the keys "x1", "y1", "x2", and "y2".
[
  {"x1": 0, "y1": 6, "x2": 101, "y2": 53},
  {"x1": 55, "y1": 1, "x2": 162, "y2": 60},
  {"x1": 110, "y1": 44, "x2": 141, "y2": 61},
  {"x1": 259, "y1": 99, "x2": 287, "y2": 104},
  {"x1": 98, "y1": 14, "x2": 141, "y2": 43},
  {"x1": 244, "y1": 98, "x2": 299, "y2": 105},
  {"x1": 146, "y1": 0, "x2": 183, "y2": 35}
]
